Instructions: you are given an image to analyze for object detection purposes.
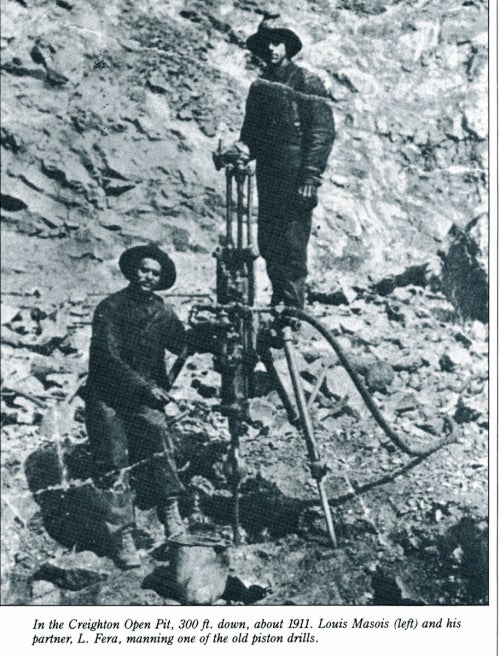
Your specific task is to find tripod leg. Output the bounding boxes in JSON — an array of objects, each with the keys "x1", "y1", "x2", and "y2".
[
  {"x1": 228, "y1": 417, "x2": 242, "y2": 545},
  {"x1": 281, "y1": 327, "x2": 337, "y2": 548},
  {"x1": 259, "y1": 346, "x2": 300, "y2": 427},
  {"x1": 246, "y1": 169, "x2": 253, "y2": 247}
]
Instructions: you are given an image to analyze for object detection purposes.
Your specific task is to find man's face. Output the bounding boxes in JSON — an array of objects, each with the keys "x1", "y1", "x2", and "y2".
[
  {"x1": 132, "y1": 257, "x2": 162, "y2": 293},
  {"x1": 267, "y1": 38, "x2": 287, "y2": 67}
]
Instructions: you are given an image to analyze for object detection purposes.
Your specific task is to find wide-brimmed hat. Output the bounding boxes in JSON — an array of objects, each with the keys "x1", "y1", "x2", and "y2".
[
  {"x1": 119, "y1": 244, "x2": 176, "y2": 290},
  {"x1": 246, "y1": 12, "x2": 302, "y2": 60}
]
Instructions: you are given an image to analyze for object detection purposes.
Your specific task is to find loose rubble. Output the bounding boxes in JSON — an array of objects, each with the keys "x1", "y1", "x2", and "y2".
[{"x1": 1, "y1": 270, "x2": 488, "y2": 605}]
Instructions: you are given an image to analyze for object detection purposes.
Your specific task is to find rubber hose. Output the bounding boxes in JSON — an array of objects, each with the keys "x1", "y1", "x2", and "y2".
[{"x1": 289, "y1": 308, "x2": 457, "y2": 457}]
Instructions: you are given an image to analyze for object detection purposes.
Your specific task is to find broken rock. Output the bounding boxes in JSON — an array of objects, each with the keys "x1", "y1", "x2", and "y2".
[
  {"x1": 391, "y1": 353, "x2": 424, "y2": 373},
  {"x1": 166, "y1": 543, "x2": 230, "y2": 605},
  {"x1": 454, "y1": 396, "x2": 486, "y2": 425},
  {"x1": 1, "y1": 302, "x2": 21, "y2": 325},
  {"x1": 248, "y1": 398, "x2": 277, "y2": 426},
  {"x1": 392, "y1": 392, "x2": 418, "y2": 415},
  {"x1": 438, "y1": 216, "x2": 488, "y2": 323},
  {"x1": 33, "y1": 561, "x2": 107, "y2": 592},
  {"x1": 339, "y1": 315, "x2": 367, "y2": 335},
  {"x1": 365, "y1": 361, "x2": 394, "y2": 393},
  {"x1": 325, "y1": 366, "x2": 369, "y2": 418},
  {"x1": 439, "y1": 344, "x2": 473, "y2": 371},
  {"x1": 31, "y1": 580, "x2": 62, "y2": 605}
]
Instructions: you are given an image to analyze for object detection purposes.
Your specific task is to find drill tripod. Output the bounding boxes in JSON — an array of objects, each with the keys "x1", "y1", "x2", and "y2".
[
  {"x1": 189, "y1": 150, "x2": 338, "y2": 547},
  {"x1": 172, "y1": 147, "x2": 456, "y2": 550}
]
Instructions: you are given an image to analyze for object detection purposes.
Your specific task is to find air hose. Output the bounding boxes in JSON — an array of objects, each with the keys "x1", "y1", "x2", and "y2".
[{"x1": 287, "y1": 308, "x2": 457, "y2": 457}]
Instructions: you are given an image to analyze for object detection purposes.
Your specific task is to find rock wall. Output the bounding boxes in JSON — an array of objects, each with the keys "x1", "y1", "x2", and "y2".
[{"x1": 1, "y1": 0, "x2": 488, "y2": 297}]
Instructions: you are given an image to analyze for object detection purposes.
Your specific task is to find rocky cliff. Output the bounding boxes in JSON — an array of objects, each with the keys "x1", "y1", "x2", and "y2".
[{"x1": 1, "y1": 0, "x2": 488, "y2": 306}]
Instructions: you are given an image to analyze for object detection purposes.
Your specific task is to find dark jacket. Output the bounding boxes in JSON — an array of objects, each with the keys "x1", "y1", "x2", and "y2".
[
  {"x1": 87, "y1": 287, "x2": 186, "y2": 409},
  {"x1": 240, "y1": 60, "x2": 335, "y2": 186}
]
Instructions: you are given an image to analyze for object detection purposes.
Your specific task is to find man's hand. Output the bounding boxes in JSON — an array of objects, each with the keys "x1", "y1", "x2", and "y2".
[
  {"x1": 231, "y1": 141, "x2": 250, "y2": 163},
  {"x1": 150, "y1": 386, "x2": 171, "y2": 405},
  {"x1": 297, "y1": 183, "x2": 317, "y2": 200},
  {"x1": 297, "y1": 183, "x2": 318, "y2": 209},
  {"x1": 214, "y1": 141, "x2": 251, "y2": 170}
]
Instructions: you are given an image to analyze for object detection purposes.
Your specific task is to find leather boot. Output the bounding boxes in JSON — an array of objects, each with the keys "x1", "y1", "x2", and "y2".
[
  {"x1": 282, "y1": 276, "x2": 306, "y2": 309},
  {"x1": 113, "y1": 527, "x2": 140, "y2": 570},
  {"x1": 159, "y1": 498, "x2": 187, "y2": 540}
]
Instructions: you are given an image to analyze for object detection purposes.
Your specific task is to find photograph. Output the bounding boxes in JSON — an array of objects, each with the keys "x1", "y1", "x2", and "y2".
[{"x1": 0, "y1": 0, "x2": 491, "y2": 623}]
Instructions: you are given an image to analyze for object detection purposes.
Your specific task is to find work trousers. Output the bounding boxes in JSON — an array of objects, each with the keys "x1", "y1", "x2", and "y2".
[
  {"x1": 85, "y1": 395, "x2": 183, "y2": 532},
  {"x1": 256, "y1": 161, "x2": 313, "y2": 308}
]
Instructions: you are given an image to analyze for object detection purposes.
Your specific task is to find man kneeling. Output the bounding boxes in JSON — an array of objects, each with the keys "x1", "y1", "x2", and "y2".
[{"x1": 85, "y1": 244, "x2": 190, "y2": 569}]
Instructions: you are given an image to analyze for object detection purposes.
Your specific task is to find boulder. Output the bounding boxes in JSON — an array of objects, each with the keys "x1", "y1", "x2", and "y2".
[
  {"x1": 166, "y1": 543, "x2": 230, "y2": 605},
  {"x1": 439, "y1": 344, "x2": 473, "y2": 371},
  {"x1": 33, "y1": 560, "x2": 107, "y2": 592},
  {"x1": 438, "y1": 216, "x2": 488, "y2": 322}
]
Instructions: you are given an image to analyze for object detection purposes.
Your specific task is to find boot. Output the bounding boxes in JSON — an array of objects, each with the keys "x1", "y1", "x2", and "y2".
[
  {"x1": 282, "y1": 276, "x2": 306, "y2": 310},
  {"x1": 113, "y1": 527, "x2": 141, "y2": 570},
  {"x1": 159, "y1": 498, "x2": 187, "y2": 541}
]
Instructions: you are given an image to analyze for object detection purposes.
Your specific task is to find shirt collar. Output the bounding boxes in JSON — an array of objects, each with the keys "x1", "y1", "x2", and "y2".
[
  {"x1": 264, "y1": 59, "x2": 295, "y2": 83},
  {"x1": 125, "y1": 285, "x2": 156, "y2": 304}
]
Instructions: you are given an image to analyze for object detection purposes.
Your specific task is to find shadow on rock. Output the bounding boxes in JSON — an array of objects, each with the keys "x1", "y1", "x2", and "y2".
[
  {"x1": 199, "y1": 476, "x2": 307, "y2": 541},
  {"x1": 24, "y1": 441, "x2": 114, "y2": 557},
  {"x1": 390, "y1": 512, "x2": 488, "y2": 605},
  {"x1": 439, "y1": 515, "x2": 488, "y2": 604},
  {"x1": 222, "y1": 576, "x2": 270, "y2": 605},
  {"x1": 371, "y1": 567, "x2": 425, "y2": 605},
  {"x1": 33, "y1": 562, "x2": 107, "y2": 592}
]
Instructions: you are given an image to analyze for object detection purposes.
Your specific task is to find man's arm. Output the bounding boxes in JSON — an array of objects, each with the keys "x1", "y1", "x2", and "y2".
[
  {"x1": 239, "y1": 81, "x2": 262, "y2": 160},
  {"x1": 298, "y1": 73, "x2": 335, "y2": 191},
  {"x1": 162, "y1": 305, "x2": 187, "y2": 357}
]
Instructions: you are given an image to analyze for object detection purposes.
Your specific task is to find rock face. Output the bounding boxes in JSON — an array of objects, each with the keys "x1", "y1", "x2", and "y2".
[{"x1": 1, "y1": 0, "x2": 488, "y2": 295}]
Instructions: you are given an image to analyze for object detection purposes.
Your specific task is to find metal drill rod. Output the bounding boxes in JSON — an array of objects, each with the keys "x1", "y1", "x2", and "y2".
[
  {"x1": 281, "y1": 327, "x2": 337, "y2": 548},
  {"x1": 236, "y1": 172, "x2": 245, "y2": 251},
  {"x1": 240, "y1": 312, "x2": 250, "y2": 400},
  {"x1": 243, "y1": 168, "x2": 256, "y2": 386},
  {"x1": 246, "y1": 168, "x2": 253, "y2": 247},
  {"x1": 246, "y1": 170, "x2": 256, "y2": 307},
  {"x1": 228, "y1": 417, "x2": 241, "y2": 545},
  {"x1": 219, "y1": 163, "x2": 253, "y2": 545},
  {"x1": 225, "y1": 166, "x2": 234, "y2": 246}
]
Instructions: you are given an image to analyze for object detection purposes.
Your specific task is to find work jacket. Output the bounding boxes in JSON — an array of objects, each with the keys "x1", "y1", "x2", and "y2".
[
  {"x1": 86, "y1": 287, "x2": 186, "y2": 410},
  {"x1": 240, "y1": 60, "x2": 335, "y2": 186}
]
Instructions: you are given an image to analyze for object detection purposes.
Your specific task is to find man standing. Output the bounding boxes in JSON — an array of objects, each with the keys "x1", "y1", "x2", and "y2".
[
  {"x1": 233, "y1": 12, "x2": 335, "y2": 308},
  {"x1": 85, "y1": 244, "x2": 189, "y2": 568}
]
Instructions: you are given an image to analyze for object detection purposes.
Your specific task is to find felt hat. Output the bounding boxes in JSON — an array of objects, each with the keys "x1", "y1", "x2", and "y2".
[
  {"x1": 119, "y1": 244, "x2": 176, "y2": 290},
  {"x1": 246, "y1": 12, "x2": 302, "y2": 60}
]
